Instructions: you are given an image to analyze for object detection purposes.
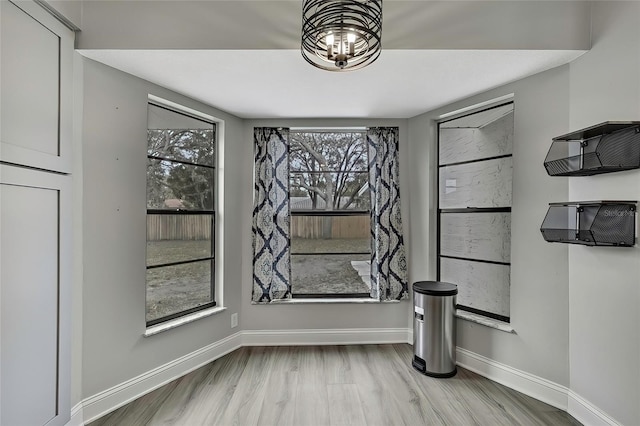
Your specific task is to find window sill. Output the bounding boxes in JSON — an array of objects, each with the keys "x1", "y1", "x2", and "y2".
[
  {"x1": 144, "y1": 306, "x2": 227, "y2": 337},
  {"x1": 267, "y1": 298, "x2": 391, "y2": 304},
  {"x1": 456, "y1": 310, "x2": 515, "y2": 334}
]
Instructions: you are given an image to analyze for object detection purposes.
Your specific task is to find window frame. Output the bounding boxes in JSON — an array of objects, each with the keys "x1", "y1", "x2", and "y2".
[
  {"x1": 145, "y1": 101, "x2": 217, "y2": 327},
  {"x1": 288, "y1": 129, "x2": 373, "y2": 299}
]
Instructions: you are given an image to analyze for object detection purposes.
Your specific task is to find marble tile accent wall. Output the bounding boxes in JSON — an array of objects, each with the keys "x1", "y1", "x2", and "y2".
[
  {"x1": 440, "y1": 212, "x2": 511, "y2": 263},
  {"x1": 438, "y1": 102, "x2": 513, "y2": 321},
  {"x1": 439, "y1": 111, "x2": 514, "y2": 165},
  {"x1": 439, "y1": 157, "x2": 513, "y2": 209},
  {"x1": 440, "y1": 257, "x2": 510, "y2": 318}
]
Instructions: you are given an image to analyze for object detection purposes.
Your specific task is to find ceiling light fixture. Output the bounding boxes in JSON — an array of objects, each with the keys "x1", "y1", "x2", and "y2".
[{"x1": 301, "y1": 0, "x2": 383, "y2": 72}]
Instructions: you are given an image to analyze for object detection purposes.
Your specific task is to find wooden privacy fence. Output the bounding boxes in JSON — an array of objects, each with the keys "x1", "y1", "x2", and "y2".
[
  {"x1": 291, "y1": 215, "x2": 370, "y2": 239},
  {"x1": 149, "y1": 214, "x2": 369, "y2": 241},
  {"x1": 147, "y1": 215, "x2": 211, "y2": 241}
]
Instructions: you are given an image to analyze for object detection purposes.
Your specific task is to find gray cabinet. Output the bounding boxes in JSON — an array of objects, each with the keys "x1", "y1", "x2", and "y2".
[{"x1": 0, "y1": 1, "x2": 74, "y2": 424}]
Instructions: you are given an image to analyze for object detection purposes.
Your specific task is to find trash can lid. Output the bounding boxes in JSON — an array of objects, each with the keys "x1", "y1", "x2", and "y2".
[{"x1": 413, "y1": 281, "x2": 458, "y2": 296}]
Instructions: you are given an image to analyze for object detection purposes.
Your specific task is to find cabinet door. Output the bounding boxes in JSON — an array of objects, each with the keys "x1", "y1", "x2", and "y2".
[
  {"x1": 0, "y1": 165, "x2": 71, "y2": 426},
  {"x1": 0, "y1": 0, "x2": 74, "y2": 173}
]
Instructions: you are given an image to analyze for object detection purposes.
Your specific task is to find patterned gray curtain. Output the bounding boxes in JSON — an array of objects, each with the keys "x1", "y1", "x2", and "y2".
[
  {"x1": 252, "y1": 128, "x2": 291, "y2": 303},
  {"x1": 367, "y1": 127, "x2": 408, "y2": 300}
]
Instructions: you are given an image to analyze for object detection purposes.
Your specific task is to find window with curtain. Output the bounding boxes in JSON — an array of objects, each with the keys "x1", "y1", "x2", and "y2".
[
  {"x1": 437, "y1": 102, "x2": 514, "y2": 322},
  {"x1": 252, "y1": 127, "x2": 407, "y2": 303}
]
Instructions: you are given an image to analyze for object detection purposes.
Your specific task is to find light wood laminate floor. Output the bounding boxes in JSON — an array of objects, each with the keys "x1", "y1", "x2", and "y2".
[{"x1": 89, "y1": 344, "x2": 580, "y2": 426}]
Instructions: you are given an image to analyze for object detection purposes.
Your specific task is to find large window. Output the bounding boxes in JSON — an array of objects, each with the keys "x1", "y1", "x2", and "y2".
[
  {"x1": 146, "y1": 102, "x2": 216, "y2": 326},
  {"x1": 289, "y1": 130, "x2": 371, "y2": 297},
  {"x1": 437, "y1": 102, "x2": 514, "y2": 322}
]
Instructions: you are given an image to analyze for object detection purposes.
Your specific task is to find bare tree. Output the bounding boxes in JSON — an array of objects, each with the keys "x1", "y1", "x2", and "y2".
[{"x1": 290, "y1": 132, "x2": 369, "y2": 237}]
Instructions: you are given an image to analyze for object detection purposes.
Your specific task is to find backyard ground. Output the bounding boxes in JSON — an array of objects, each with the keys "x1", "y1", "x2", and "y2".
[
  {"x1": 290, "y1": 237, "x2": 370, "y2": 295},
  {"x1": 146, "y1": 237, "x2": 371, "y2": 322}
]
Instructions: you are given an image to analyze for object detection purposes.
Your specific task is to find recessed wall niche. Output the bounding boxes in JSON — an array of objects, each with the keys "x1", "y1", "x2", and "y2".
[{"x1": 437, "y1": 102, "x2": 514, "y2": 323}]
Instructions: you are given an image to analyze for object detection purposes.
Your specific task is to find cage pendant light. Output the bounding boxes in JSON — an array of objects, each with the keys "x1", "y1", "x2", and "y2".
[{"x1": 301, "y1": 0, "x2": 383, "y2": 71}]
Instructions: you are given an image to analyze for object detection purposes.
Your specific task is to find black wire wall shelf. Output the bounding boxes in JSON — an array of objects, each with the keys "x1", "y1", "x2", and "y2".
[
  {"x1": 540, "y1": 201, "x2": 637, "y2": 247},
  {"x1": 544, "y1": 122, "x2": 640, "y2": 176}
]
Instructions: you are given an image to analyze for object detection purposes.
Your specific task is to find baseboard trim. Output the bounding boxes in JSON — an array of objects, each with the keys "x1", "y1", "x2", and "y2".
[
  {"x1": 568, "y1": 391, "x2": 620, "y2": 426},
  {"x1": 454, "y1": 347, "x2": 622, "y2": 425},
  {"x1": 66, "y1": 402, "x2": 84, "y2": 426},
  {"x1": 81, "y1": 331, "x2": 242, "y2": 424},
  {"x1": 456, "y1": 347, "x2": 569, "y2": 410},
  {"x1": 242, "y1": 327, "x2": 411, "y2": 347}
]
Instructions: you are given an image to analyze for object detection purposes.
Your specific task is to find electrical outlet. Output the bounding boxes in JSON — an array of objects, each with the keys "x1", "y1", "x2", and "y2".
[{"x1": 231, "y1": 313, "x2": 238, "y2": 328}]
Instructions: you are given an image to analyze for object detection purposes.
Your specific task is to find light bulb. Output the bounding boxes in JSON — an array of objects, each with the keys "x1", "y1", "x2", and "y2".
[
  {"x1": 326, "y1": 33, "x2": 335, "y2": 46},
  {"x1": 347, "y1": 32, "x2": 356, "y2": 43}
]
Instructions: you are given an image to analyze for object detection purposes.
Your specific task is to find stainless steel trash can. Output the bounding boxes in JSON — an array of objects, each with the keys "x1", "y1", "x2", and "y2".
[{"x1": 412, "y1": 281, "x2": 457, "y2": 378}]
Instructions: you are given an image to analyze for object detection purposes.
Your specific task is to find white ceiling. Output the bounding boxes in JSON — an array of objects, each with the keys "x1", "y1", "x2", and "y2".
[{"x1": 80, "y1": 49, "x2": 584, "y2": 119}]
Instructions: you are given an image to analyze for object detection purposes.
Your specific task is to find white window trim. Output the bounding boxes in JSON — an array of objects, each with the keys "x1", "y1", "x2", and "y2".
[
  {"x1": 269, "y1": 298, "x2": 387, "y2": 305},
  {"x1": 144, "y1": 307, "x2": 227, "y2": 337},
  {"x1": 148, "y1": 94, "x2": 217, "y2": 123},
  {"x1": 456, "y1": 310, "x2": 515, "y2": 333},
  {"x1": 437, "y1": 93, "x2": 514, "y2": 122}
]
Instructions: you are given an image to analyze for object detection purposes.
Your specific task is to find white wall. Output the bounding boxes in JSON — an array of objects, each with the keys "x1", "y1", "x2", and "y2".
[
  {"x1": 242, "y1": 119, "x2": 412, "y2": 332},
  {"x1": 80, "y1": 57, "x2": 245, "y2": 398},
  {"x1": 567, "y1": 2, "x2": 640, "y2": 425},
  {"x1": 408, "y1": 66, "x2": 572, "y2": 387},
  {"x1": 42, "y1": 0, "x2": 82, "y2": 28}
]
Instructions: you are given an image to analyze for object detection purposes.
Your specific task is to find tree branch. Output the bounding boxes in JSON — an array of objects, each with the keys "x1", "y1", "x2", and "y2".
[{"x1": 294, "y1": 181, "x2": 327, "y2": 201}]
